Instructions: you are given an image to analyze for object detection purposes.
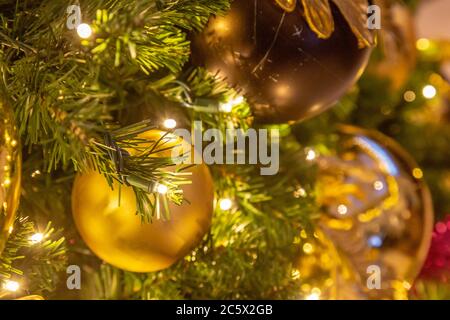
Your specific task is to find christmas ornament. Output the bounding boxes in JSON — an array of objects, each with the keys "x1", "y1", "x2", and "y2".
[
  {"x1": 294, "y1": 229, "x2": 360, "y2": 300},
  {"x1": 190, "y1": 0, "x2": 373, "y2": 123},
  {"x1": 411, "y1": 215, "x2": 450, "y2": 300},
  {"x1": 14, "y1": 295, "x2": 45, "y2": 300},
  {"x1": 417, "y1": 215, "x2": 450, "y2": 282},
  {"x1": 314, "y1": 126, "x2": 434, "y2": 299},
  {"x1": 0, "y1": 99, "x2": 21, "y2": 255},
  {"x1": 72, "y1": 130, "x2": 214, "y2": 273},
  {"x1": 368, "y1": 0, "x2": 417, "y2": 90}
]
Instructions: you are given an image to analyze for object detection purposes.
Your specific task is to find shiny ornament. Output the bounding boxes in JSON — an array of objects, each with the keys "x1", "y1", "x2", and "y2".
[
  {"x1": 191, "y1": 0, "x2": 373, "y2": 123},
  {"x1": 313, "y1": 126, "x2": 433, "y2": 299},
  {"x1": 368, "y1": 0, "x2": 417, "y2": 90},
  {"x1": 72, "y1": 130, "x2": 214, "y2": 273},
  {"x1": 294, "y1": 229, "x2": 360, "y2": 300},
  {"x1": 14, "y1": 295, "x2": 45, "y2": 300},
  {"x1": 411, "y1": 215, "x2": 450, "y2": 300},
  {"x1": 0, "y1": 100, "x2": 21, "y2": 255}
]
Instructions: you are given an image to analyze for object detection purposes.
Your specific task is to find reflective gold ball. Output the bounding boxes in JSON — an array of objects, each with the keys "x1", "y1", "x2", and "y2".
[
  {"x1": 312, "y1": 126, "x2": 433, "y2": 299},
  {"x1": 0, "y1": 100, "x2": 21, "y2": 255},
  {"x1": 72, "y1": 130, "x2": 214, "y2": 273}
]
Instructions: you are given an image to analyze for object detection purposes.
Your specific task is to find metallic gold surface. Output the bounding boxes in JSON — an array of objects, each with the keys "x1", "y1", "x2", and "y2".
[
  {"x1": 0, "y1": 100, "x2": 21, "y2": 255},
  {"x1": 299, "y1": 126, "x2": 433, "y2": 299},
  {"x1": 72, "y1": 130, "x2": 214, "y2": 273}
]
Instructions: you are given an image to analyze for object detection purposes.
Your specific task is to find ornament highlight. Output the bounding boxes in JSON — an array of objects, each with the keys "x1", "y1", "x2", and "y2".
[{"x1": 0, "y1": 100, "x2": 21, "y2": 255}]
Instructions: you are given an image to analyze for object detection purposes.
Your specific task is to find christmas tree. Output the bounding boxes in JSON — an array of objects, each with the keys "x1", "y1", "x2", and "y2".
[{"x1": 0, "y1": 0, "x2": 449, "y2": 300}]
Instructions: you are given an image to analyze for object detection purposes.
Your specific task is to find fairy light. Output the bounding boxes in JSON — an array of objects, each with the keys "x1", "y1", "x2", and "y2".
[
  {"x1": 302, "y1": 242, "x2": 313, "y2": 254},
  {"x1": 3, "y1": 280, "x2": 19, "y2": 292},
  {"x1": 416, "y1": 38, "x2": 431, "y2": 51},
  {"x1": 305, "y1": 289, "x2": 321, "y2": 300},
  {"x1": 156, "y1": 183, "x2": 168, "y2": 195},
  {"x1": 8, "y1": 226, "x2": 13, "y2": 234},
  {"x1": 31, "y1": 170, "x2": 41, "y2": 178},
  {"x1": 163, "y1": 119, "x2": 177, "y2": 129},
  {"x1": 337, "y1": 204, "x2": 348, "y2": 216},
  {"x1": 218, "y1": 96, "x2": 244, "y2": 113},
  {"x1": 219, "y1": 198, "x2": 233, "y2": 211},
  {"x1": 373, "y1": 181, "x2": 384, "y2": 191},
  {"x1": 77, "y1": 23, "x2": 92, "y2": 39},
  {"x1": 413, "y1": 168, "x2": 424, "y2": 179},
  {"x1": 403, "y1": 90, "x2": 416, "y2": 102},
  {"x1": 422, "y1": 85, "x2": 437, "y2": 99},
  {"x1": 29, "y1": 233, "x2": 44, "y2": 244},
  {"x1": 305, "y1": 149, "x2": 316, "y2": 161}
]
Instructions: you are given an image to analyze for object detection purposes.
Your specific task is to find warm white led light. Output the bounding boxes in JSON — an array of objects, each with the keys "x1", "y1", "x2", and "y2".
[{"x1": 77, "y1": 23, "x2": 92, "y2": 39}]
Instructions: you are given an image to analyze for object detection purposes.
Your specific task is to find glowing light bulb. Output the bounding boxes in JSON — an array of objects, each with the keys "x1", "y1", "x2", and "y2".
[
  {"x1": 156, "y1": 183, "x2": 168, "y2": 195},
  {"x1": 403, "y1": 91, "x2": 416, "y2": 102},
  {"x1": 305, "y1": 149, "x2": 316, "y2": 161},
  {"x1": 3, "y1": 280, "x2": 19, "y2": 292},
  {"x1": 305, "y1": 292, "x2": 320, "y2": 300},
  {"x1": 77, "y1": 23, "x2": 92, "y2": 39},
  {"x1": 416, "y1": 38, "x2": 431, "y2": 51},
  {"x1": 163, "y1": 119, "x2": 177, "y2": 129},
  {"x1": 413, "y1": 168, "x2": 424, "y2": 179},
  {"x1": 373, "y1": 181, "x2": 384, "y2": 191},
  {"x1": 29, "y1": 233, "x2": 44, "y2": 244},
  {"x1": 422, "y1": 85, "x2": 437, "y2": 99},
  {"x1": 337, "y1": 204, "x2": 348, "y2": 215},
  {"x1": 219, "y1": 96, "x2": 244, "y2": 113},
  {"x1": 219, "y1": 102, "x2": 233, "y2": 113},
  {"x1": 302, "y1": 242, "x2": 313, "y2": 254},
  {"x1": 219, "y1": 198, "x2": 233, "y2": 211}
]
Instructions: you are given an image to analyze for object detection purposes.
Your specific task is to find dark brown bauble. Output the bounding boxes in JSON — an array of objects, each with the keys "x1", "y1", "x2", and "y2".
[
  {"x1": 190, "y1": 0, "x2": 372, "y2": 123},
  {"x1": 72, "y1": 130, "x2": 214, "y2": 273}
]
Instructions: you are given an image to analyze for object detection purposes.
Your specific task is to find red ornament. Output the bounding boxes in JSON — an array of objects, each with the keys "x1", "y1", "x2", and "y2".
[{"x1": 417, "y1": 215, "x2": 450, "y2": 282}]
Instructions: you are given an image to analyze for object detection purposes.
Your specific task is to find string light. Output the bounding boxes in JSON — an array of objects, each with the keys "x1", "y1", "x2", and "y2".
[
  {"x1": 416, "y1": 38, "x2": 431, "y2": 51},
  {"x1": 403, "y1": 90, "x2": 416, "y2": 102},
  {"x1": 337, "y1": 204, "x2": 348, "y2": 216},
  {"x1": 29, "y1": 233, "x2": 44, "y2": 244},
  {"x1": 302, "y1": 242, "x2": 313, "y2": 254},
  {"x1": 305, "y1": 149, "x2": 316, "y2": 161},
  {"x1": 77, "y1": 23, "x2": 92, "y2": 39},
  {"x1": 163, "y1": 119, "x2": 177, "y2": 129},
  {"x1": 31, "y1": 170, "x2": 41, "y2": 178},
  {"x1": 412, "y1": 168, "x2": 424, "y2": 179},
  {"x1": 305, "y1": 290, "x2": 321, "y2": 300},
  {"x1": 373, "y1": 181, "x2": 384, "y2": 191},
  {"x1": 156, "y1": 183, "x2": 168, "y2": 195},
  {"x1": 219, "y1": 198, "x2": 233, "y2": 211},
  {"x1": 218, "y1": 96, "x2": 244, "y2": 113},
  {"x1": 3, "y1": 280, "x2": 19, "y2": 292},
  {"x1": 422, "y1": 85, "x2": 437, "y2": 99}
]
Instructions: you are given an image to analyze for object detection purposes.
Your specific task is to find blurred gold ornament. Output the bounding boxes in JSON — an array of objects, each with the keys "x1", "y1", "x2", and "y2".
[
  {"x1": 72, "y1": 130, "x2": 214, "y2": 273},
  {"x1": 14, "y1": 295, "x2": 44, "y2": 300},
  {"x1": 368, "y1": 0, "x2": 417, "y2": 90},
  {"x1": 0, "y1": 99, "x2": 21, "y2": 255},
  {"x1": 311, "y1": 126, "x2": 433, "y2": 299}
]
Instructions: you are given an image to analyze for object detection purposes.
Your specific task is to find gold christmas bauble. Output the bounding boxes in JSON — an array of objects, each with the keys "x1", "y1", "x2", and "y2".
[
  {"x1": 0, "y1": 100, "x2": 21, "y2": 255},
  {"x1": 72, "y1": 130, "x2": 214, "y2": 273},
  {"x1": 14, "y1": 295, "x2": 45, "y2": 300},
  {"x1": 310, "y1": 126, "x2": 433, "y2": 299}
]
